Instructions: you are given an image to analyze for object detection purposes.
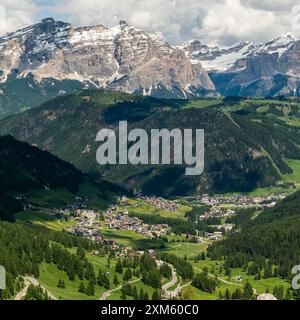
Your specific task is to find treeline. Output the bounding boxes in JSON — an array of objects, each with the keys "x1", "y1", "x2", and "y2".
[
  {"x1": 156, "y1": 252, "x2": 194, "y2": 280},
  {"x1": 226, "y1": 207, "x2": 257, "y2": 227},
  {"x1": 120, "y1": 282, "x2": 161, "y2": 301},
  {"x1": 24, "y1": 285, "x2": 51, "y2": 300},
  {"x1": 208, "y1": 191, "x2": 300, "y2": 288},
  {"x1": 0, "y1": 192, "x2": 23, "y2": 222},
  {"x1": 185, "y1": 206, "x2": 222, "y2": 234},
  {"x1": 185, "y1": 206, "x2": 211, "y2": 222},
  {"x1": 128, "y1": 212, "x2": 197, "y2": 235},
  {"x1": 233, "y1": 112, "x2": 300, "y2": 175},
  {"x1": 219, "y1": 281, "x2": 255, "y2": 300},
  {"x1": 0, "y1": 221, "x2": 106, "y2": 299},
  {"x1": 192, "y1": 268, "x2": 217, "y2": 293},
  {"x1": 0, "y1": 135, "x2": 84, "y2": 194},
  {"x1": 114, "y1": 253, "x2": 171, "y2": 300}
]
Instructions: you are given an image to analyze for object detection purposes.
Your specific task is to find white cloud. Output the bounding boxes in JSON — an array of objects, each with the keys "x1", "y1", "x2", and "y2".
[
  {"x1": 1, "y1": 0, "x2": 300, "y2": 45},
  {"x1": 199, "y1": 0, "x2": 278, "y2": 44},
  {"x1": 53, "y1": 0, "x2": 210, "y2": 44},
  {"x1": 52, "y1": 0, "x2": 300, "y2": 44},
  {"x1": 0, "y1": 0, "x2": 38, "y2": 34}
]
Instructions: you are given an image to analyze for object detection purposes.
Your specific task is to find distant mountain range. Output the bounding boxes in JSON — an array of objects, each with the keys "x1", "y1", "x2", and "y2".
[
  {"x1": 181, "y1": 34, "x2": 300, "y2": 97},
  {"x1": 0, "y1": 18, "x2": 215, "y2": 119},
  {"x1": 1, "y1": 18, "x2": 300, "y2": 119}
]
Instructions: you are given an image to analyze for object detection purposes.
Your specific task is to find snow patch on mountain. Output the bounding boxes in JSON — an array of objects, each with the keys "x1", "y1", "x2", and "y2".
[
  {"x1": 182, "y1": 34, "x2": 297, "y2": 72},
  {"x1": 0, "y1": 18, "x2": 216, "y2": 98}
]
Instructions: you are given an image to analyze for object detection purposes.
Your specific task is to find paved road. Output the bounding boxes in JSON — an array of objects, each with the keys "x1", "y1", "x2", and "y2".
[
  {"x1": 15, "y1": 276, "x2": 57, "y2": 300},
  {"x1": 162, "y1": 265, "x2": 177, "y2": 292},
  {"x1": 161, "y1": 263, "x2": 182, "y2": 299},
  {"x1": 15, "y1": 279, "x2": 31, "y2": 301}
]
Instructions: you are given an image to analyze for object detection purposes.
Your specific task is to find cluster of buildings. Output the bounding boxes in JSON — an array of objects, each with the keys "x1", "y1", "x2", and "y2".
[
  {"x1": 206, "y1": 232, "x2": 223, "y2": 241},
  {"x1": 189, "y1": 193, "x2": 287, "y2": 208},
  {"x1": 198, "y1": 208, "x2": 236, "y2": 220},
  {"x1": 59, "y1": 196, "x2": 89, "y2": 212},
  {"x1": 138, "y1": 196, "x2": 178, "y2": 212},
  {"x1": 105, "y1": 212, "x2": 170, "y2": 238},
  {"x1": 66, "y1": 209, "x2": 103, "y2": 242}
]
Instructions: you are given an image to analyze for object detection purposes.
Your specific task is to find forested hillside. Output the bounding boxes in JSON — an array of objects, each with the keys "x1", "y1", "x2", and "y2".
[
  {"x1": 0, "y1": 193, "x2": 23, "y2": 222},
  {"x1": 209, "y1": 191, "x2": 300, "y2": 282},
  {"x1": 0, "y1": 135, "x2": 84, "y2": 194},
  {"x1": 0, "y1": 135, "x2": 126, "y2": 221},
  {"x1": 1, "y1": 91, "x2": 299, "y2": 196}
]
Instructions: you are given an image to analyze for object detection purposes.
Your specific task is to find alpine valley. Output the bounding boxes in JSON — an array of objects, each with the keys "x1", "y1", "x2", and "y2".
[{"x1": 1, "y1": 17, "x2": 300, "y2": 303}]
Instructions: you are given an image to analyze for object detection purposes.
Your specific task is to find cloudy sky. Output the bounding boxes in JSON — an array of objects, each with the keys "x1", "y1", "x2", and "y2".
[{"x1": 0, "y1": 0, "x2": 300, "y2": 45}]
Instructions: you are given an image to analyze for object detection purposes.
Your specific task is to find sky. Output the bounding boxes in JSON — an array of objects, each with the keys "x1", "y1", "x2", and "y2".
[{"x1": 0, "y1": 0, "x2": 300, "y2": 45}]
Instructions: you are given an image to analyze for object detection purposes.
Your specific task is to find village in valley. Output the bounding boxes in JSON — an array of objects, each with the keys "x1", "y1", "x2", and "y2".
[
  {"x1": 59, "y1": 192, "x2": 289, "y2": 248},
  {"x1": 16, "y1": 188, "x2": 292, "y2": 301}
]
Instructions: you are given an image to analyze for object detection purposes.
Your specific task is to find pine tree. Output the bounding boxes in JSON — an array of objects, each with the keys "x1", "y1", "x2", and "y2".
[
  {"x1": 113, "y1": 274, "x2": 119, "y2": 286},
  {"x1": 115, "y1": 259, "x2": 123, "y2": 274},
  {"x1": 78, "y1": 282, "x2": 85, "y2": 293},
  {"x1": 285, "y1": 289, "x2": 291, "y2": 300},
  {"x1": 57, "y1": 279, "x2": 66, "y2": 289},
  {"x1": 225, "y1": 289, "x2": 231, "y2": 300},
  {"x1": 121, "y1": 289, "x2": 127, "y2": 300},
  {"x1": 152, "y1": 290, "x2": 161, "y2": 300},
  {"x1": 243, "y1": 281, "x2": 253, "y2": 300},
  {"x1": 133, "y1": 286, "x2": 139, "y2": 300},
  {"x1": 97, "y1": 270, "x2": 104, "y2": 286},
  {"x1": 123, "y1": 269, "x2": 132, "y2": 281},
  {"x1": 139, "y1": 288, "x2": 145, "y2": 300},
  {"x1": 86, "y1": 279, "x2": 95, "y2": 296},
  {"x1": 76, "y1": 247, "x2": 86, "y2": 260},
  {"x1": 104, "y1": 274, "x2": 110, "y2": 289}
]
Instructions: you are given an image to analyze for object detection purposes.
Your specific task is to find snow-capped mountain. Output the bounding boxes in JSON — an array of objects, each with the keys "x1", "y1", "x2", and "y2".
[
  {"x1": 181, "y1": 34, "x2": 300, "y2": 97},
  {"x1": 0, "y1": 18, "x2": 216, "y2": 100},
  {"x1": 1, "y1": 17, "x2": 300, "y2": 116},
  {"x1": 181, "y1": 34, "x2": 296, "y2": 72}
]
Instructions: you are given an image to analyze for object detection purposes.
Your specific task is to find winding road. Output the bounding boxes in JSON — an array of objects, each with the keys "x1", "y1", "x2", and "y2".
[{"x1": 15, "y1": 276, "x2": 57, "y2": 300}]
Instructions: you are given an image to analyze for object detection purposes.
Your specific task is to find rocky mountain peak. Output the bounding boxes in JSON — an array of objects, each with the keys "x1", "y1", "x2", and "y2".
[
  {"x1": 119, "y1": 20, "x2": 129, "y2": 30},
  {"x1": 182, "y1": 33, "x2": 300, "y2": 97},
  {"x1": 0, "y1": 19, "x2": 216, "y2": 99}
]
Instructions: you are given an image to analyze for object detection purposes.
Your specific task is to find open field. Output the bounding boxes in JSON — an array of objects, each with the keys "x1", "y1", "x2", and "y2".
[
  {"x1": 38, "y1": 262, "x2": 102, "y2": 300},
  {"x1": 161, "y1": 242, "x2": 209, "y2": 258},
  {"x1": 25, "y1": 188, "x2": 74, "y2": 208},
  {"x1": 15, "y1": 211, "x2": 76, "y2": 231},
  {"x1": 124, "y1": 198, "x2": 190, "y2": 220},
  {"x1": 182, "y1": 99, "x2": 223, "y2": 109},
  {"x1": 190, "y1": 259, "x2": 291, "y2": 299},
  {"x1": 283, "y1": 158, "x2": 300, "y2": 187},
  {"x1": 101, "y1": 227, "x2": 167, "y2": 250}
]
